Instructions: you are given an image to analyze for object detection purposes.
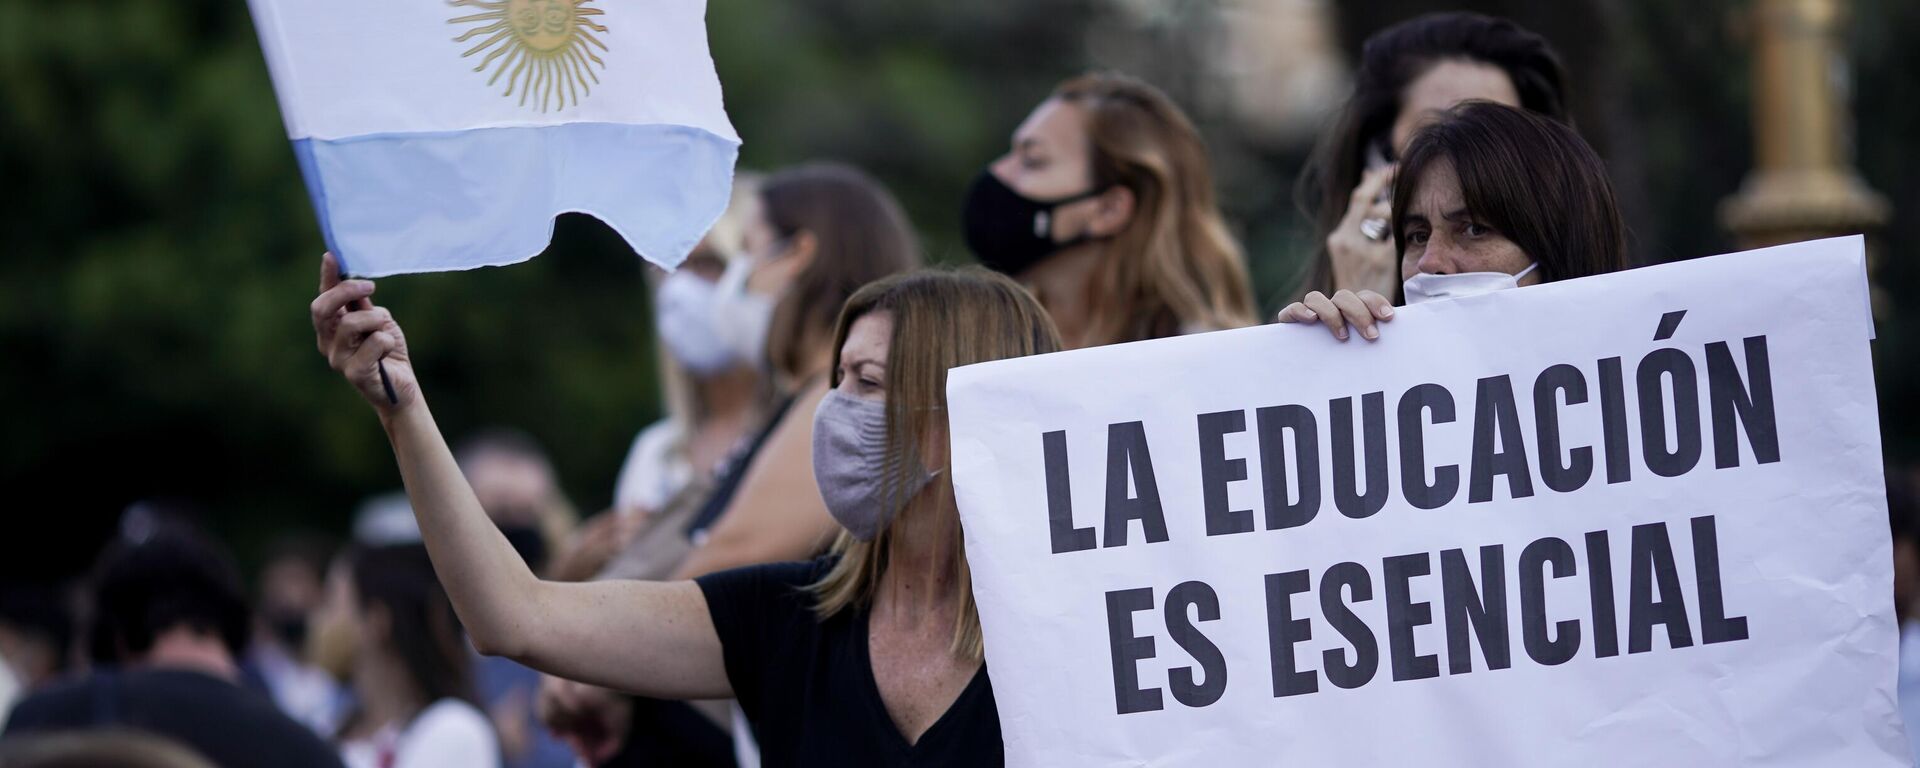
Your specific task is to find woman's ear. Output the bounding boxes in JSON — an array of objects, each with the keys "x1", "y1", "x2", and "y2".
[
  {"x1": 1085, "y1": 186, "x2": 1136, "y2": 238},
  {"x1": 784, "y1": 229, "x2": 821, "y2": 274}
]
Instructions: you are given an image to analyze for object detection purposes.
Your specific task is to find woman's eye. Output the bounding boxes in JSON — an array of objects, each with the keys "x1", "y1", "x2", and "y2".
[
  {"x1": 1463, "y1": 222, "x2": 1492, "y2": 238},
  {"x1": 860, "y1": 378, "x2": 883, "y2": 390},
  {"x1": 1408, "y1": 230, "x2": 1430, "y2": 245}
]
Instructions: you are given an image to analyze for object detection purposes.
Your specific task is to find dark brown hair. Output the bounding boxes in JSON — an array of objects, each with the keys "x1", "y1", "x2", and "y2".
[
  {"x1": 809, "y1": 267, "x2": 1063, "y2": 661},
  {"x1": 1390, "y1": 101, "x2": 1626, "y2": 282},
  {"x1": 759, "y1": 163, "x2": 922, "y2": 380},
  {"x1": 348, "y1": 544, "x2": 474, "y2": 707},
  {"x1": 1297, "y1": 12, "x2": 1570, "y2": 296},
  {"x1": 1049, "y1": 72, "x2": 1256, "y2": 345},
  {"x1": 88, "y1": 527, "x2": 250, "y2": 665}
]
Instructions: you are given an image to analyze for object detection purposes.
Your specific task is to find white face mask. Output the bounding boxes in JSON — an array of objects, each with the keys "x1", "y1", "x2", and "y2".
[
  {"x1": 710, "y1": 257, "x2": 776, "y2": 367},
  {"x1": 1402, "y1": 262, "x2": 1538, "y2": 305},
  {"x1": 654, "y1": 269, "x2": 738, "y2": 375}
]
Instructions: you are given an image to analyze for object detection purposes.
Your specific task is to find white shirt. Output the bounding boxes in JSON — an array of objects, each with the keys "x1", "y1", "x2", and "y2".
[
  {"x1": 340, "y1": 698, "x2": 500, "y2": 768},
  {"x1": 612, "y1": 420, "x2": 691, "y2": 515}
]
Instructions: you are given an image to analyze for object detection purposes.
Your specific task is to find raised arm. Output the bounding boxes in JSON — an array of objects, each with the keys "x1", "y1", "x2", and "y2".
[{"x1": 311, "y1": 253, "x2": 730, "y2": 699}]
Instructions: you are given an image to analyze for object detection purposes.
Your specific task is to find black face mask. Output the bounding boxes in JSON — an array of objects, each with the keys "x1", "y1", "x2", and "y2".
[
  {"x1": 267, "y1": 613, "x2": 308, "y2": 650},
  {"x1": 960, "y1": 169, "x2": 1105, "y2": 276}
]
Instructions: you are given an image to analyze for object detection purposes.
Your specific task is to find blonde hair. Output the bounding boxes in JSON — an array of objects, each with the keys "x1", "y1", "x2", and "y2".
[
  {"x1": 1052, "y1": 72, "x2": 1257, "y2": 345},
  {"x1": 808, "y1": 268, "x2": 1063, "y2": 661},
  {"x1": 656, "y1": 172, "x2": 763, "y2": 432}
]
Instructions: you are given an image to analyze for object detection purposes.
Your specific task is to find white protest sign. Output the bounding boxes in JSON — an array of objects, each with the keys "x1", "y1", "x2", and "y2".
[{"x1": 948, "y1": 236, "x2": 1906, "y2": 767}]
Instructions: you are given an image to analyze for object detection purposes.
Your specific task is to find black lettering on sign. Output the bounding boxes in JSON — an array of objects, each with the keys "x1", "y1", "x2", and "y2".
[
  {"x1": 1267, "y1": 568, "x2": 1313, "y2": 695},
  {"x1": 1264, "y1": 570, "x2": 1318, "y2": 698},
  {"x1": 1165, "y1": 581, "x2": 1228, "y2": 707},
  {"x1": 1584, "y1": 531, "x2": 1620, "y2": 658},
  {"x1": 1533, "y1": 363, "x2": 1594, "y2": 493},
  {"x1": 1440, "y1": 546, "x2": 1511, "y2": 674},
  {"x1": 1519, "y1": 537, "x2": 1580, "y2": 665},
  {"x1": 1257, "y1": 404, "x2": 1320, "y2": 531},
  {"x1": 1384, "y1": 553, "x2": 1439, "y2": 681},
  {"x1": 1470, "y1": 375, "x2": 1535, "y2": 503},
  {"x1": 1197, "y1": 411, "x2": 1254, "y2": 537},
  {"x1": 1331, "y1": 393, "x2": 1389, "y2": 519},
  {"x1": 1103, "y1": 422, "x2": 1169, "y2": 548},
  {"x1": 1320, "y1": 562, "x2": 1379, "y2": 689},
  {"x1": 1691, "y1": 516, "x2": 1750, "y2": 645},
  {"x1": 1637, "y1": 348, "x2": 1703, "y2": 478},
  {"x1": 1398, "y1": 383, "x2": 1460, "y2": 510},
  {"x1": 1598, "y1": 356, "x2": 1633, "y2": 484},
  {"x1": 1705, "y1": 336, "x2": 1781, "y2": 469},
  {"x1": 1628, "y1": 522, "x2": 1695, "y2": 653},
  {"x1": 1106, "y1": 587, "x2": 1161, "y2": 714},
  {"x1": 1042, "y1": 430, "x2": 1095, "y2": 554}
]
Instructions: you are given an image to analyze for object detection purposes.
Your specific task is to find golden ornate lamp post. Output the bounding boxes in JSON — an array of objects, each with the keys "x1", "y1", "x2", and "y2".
[{"x1": 1720, "y1": 0, "x2": 1889, "y2": 306}]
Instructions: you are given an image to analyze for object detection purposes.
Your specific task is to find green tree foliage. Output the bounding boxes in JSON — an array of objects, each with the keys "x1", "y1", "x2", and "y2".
[
  {"x1": 0, "y1": 0, "x2": 1103, "y2": 574},
  {"x1": 1, "y1": 0, "x2": 1912, "y2": 576}
]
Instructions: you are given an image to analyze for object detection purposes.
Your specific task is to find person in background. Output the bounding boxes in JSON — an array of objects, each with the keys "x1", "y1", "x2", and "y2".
[
  {"x1": 551, "y1": 175, "x2": 771, "y2": 585},
  {"x1": 1295, "y1": 11, "x2": 1572, "y2": 302},
  {"x1": 533, "y1": 180, "x2": 773, "y2": 768},
  {"x1": 667, "y1": 163, "x2": 922, "y2": 578},
  {"x1": 455, "y1": 429, "x2": 577, "y2": 575},
  {"x1": 962, "y1": 70, "x2": 1256, "y2": 348},
  {"x1": 537, "y1": 164, "x2": 920, "y2": 767},
  {"x1": 318, "y1": 544, "x2": 499, "y2": 768},
  {"x1": 3, "y1": 522, "x2": 343, "y2": 768},
  {"x1": 310, "y1": 263, "x2": 1063, "y2": 766},
  {"x1": 241, "y1": 533, "x2": 341, "y2": 736},
  {"x1": 452, "y1": 434, "x2": 576, "y2": 768},
  {"x1": 611, "y1": 174, "x2": 766, "y2": 521},
  {"x1": 0, "y1": 585, "x2": 76, "y2": 725},
  {"x1": 1278, "y1": 101, "x2": 1626, "y2": 341}
]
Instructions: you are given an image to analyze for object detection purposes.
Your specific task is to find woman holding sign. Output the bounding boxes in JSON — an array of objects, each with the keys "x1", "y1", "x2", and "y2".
[
  {"x1": 312, "y1": 263, "x2": 1060, "y2": 766},
  {"x1": 961, "y1": 71, "x2": 1258, "y2": 348},
  {"x1": 1278, "y1": 101, "x2": 1628, "y2": 340}
]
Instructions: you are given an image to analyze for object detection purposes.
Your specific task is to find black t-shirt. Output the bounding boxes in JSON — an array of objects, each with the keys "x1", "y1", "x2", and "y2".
[
  {"x1": 3, "y1": 666, "x2": 345, "y2": 768},
  {"x1": 696, "y1": 558, "x2": 1003, "y2": 767}
]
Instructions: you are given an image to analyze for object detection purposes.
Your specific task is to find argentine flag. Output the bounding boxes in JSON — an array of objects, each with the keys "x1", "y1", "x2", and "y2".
[{"x1": 247, "y1": 0, "x2": 739, "y2": 276}]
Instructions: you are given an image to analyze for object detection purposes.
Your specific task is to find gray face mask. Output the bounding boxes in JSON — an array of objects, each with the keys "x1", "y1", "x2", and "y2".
[{"x1": 811, "y1": 389, "x2": 934, "y2": 540}]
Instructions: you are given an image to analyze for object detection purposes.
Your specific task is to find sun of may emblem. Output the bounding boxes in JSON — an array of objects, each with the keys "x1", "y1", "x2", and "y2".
[{"x1": 449, "y1": 0, "x2": 608, "y2": 112}]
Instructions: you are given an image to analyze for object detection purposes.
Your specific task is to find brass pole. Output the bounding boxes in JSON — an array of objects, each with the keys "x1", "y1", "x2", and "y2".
[{"x1": 1720, "y1": 0, "x2": 1888, "y2": 278}]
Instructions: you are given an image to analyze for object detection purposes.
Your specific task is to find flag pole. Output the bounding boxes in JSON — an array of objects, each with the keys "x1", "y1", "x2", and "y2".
[{"x1": 340, "y1": 267, "x2": 401, "y2": 407}]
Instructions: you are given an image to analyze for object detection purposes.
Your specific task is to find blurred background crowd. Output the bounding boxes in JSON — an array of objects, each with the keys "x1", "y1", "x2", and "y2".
[{"x1": 2, "y1": 0, "x2": 1918, "y2": 766}]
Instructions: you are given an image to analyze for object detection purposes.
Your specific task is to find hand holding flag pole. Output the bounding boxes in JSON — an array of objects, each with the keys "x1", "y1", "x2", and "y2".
[
  {"x1": 316, "y1": 252, "x2": 407, "y2": 410},
  {"x1": 345, "y1": 289, "x2": 400, "y2": 407}
]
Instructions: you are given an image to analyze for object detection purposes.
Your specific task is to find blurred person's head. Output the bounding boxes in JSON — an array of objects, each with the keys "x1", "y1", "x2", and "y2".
[
  {"x1": 253, "y1": 534, "x2": 333, "y2": 653},
  {"x1": 1390, "y1": 102, "x2": 1625, "y2": 294},
  {"x1": 0, "y1": 586, "x2": 76, "y2": 689},
  {"x1": 1299, "y1": 12, "x2": 1570, "y2": 294},
  {"x1": 714, "y1": 162, "x2": 921, "y2": 386},
  {"x1": 966, "y1": 71, "x2": 1255, "y2": 347},
  {"x1": 653, "y1": 173, "x2": 764, "y2": 386},
  {"x1": 808, "y1": 268, "x2": 1063, "y2": 661},
  {"x1": 86, "y1": 527, "x2": 250, "y2": 677},
  {"x1": 313, "y1": 545, "x2": 472, "y2": 716},
  {"x1": 0, "y1": 730, "x2": 216, "y2": 768},
  {"x1": 455, "y1": 427, "x2": 576, "y2": 570}
]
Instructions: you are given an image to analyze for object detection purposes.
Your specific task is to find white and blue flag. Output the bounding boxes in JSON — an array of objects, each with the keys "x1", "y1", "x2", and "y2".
[{"x1": 247, "y1": 0, "x2": 739, "y2": 276}]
